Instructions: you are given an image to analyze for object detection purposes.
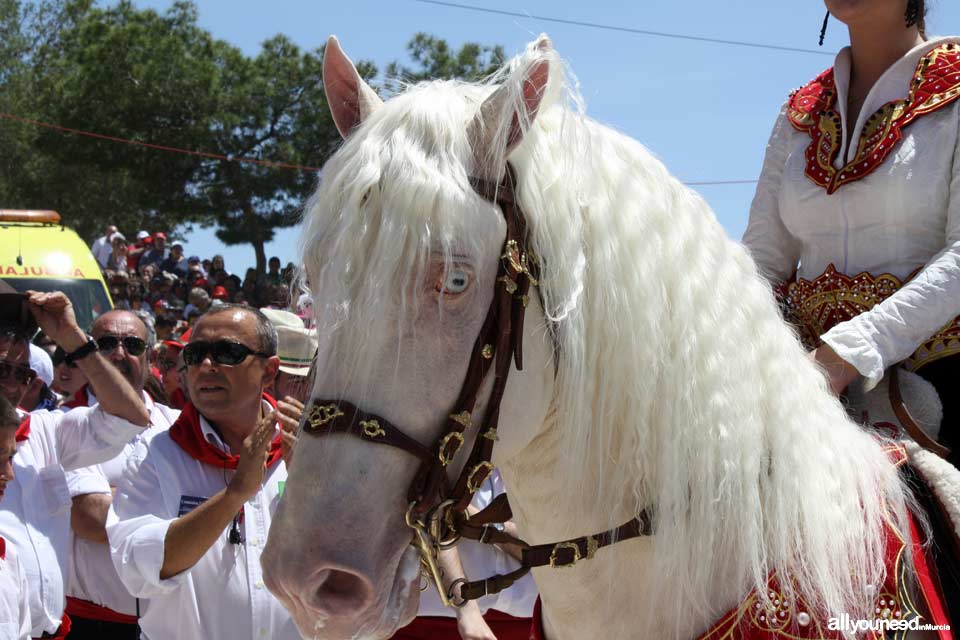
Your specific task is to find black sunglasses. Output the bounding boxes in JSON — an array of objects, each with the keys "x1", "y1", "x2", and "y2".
[
  {"x1": 52, "y1": 347, "x2": 76, "y2": 369},
  {"x1": 97, "y1": 335, "x2": 148, "y2": 357},
  {"x1": 182, "y1": 340, "x2": 271, "y2": 366},
  {"x1": 0, "y1": 361, "x2": 36, "y2": 385}
]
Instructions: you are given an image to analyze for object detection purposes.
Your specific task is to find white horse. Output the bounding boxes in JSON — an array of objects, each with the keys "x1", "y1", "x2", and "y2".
[{"x1": 262, "y1": 36, "x2": 947, "y2": 639}]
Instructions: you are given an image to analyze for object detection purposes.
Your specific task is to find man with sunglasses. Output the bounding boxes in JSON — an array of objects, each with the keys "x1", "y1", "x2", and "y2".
[
  {"x1": 0, "y1": 291, "x2": 153, "y2": 639},
  {"x1": 107, "y1": 304, "x2": 300, "y2": 639},
  {"x1": 60, "y1": 310, "x2": 179, "y2": 639}
]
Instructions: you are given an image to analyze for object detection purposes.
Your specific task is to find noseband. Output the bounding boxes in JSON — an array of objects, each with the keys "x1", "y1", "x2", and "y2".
[{"x1": 302, "y1": 163, "x2": 651, "y2": 606}]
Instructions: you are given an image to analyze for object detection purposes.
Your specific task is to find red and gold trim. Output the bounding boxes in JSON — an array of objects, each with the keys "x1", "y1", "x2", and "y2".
[
  {"x1": 777, "y1": 264, "x2": 960, "y2": 372},
  {"x1": 788, "y1": 43, "x2": 960, "y2": 194}
]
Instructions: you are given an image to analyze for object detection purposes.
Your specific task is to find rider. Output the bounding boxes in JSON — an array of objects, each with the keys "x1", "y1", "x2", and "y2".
[{"x1": 743, "y1": 0, "x2": 960, "y2": 620}]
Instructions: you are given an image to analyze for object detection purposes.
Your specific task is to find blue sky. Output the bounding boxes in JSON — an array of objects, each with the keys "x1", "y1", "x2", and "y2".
[{"x1": 133, "y1": 0, "x2": 960, "y2": 273}]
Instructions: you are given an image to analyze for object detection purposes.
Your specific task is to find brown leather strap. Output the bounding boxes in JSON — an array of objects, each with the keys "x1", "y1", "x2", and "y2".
[
  {"x1": 458, "y1": 510, "x2": 654, "y2": 601},
  {"x1": 888, "y1": 366, "x2": 951, "y2": 458},
  {"x1": 301, "y1": 400, "x2": 434, "y2": 464}
]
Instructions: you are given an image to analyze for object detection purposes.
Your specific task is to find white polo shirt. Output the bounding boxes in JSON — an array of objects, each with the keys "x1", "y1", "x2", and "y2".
[
  {"x1": 0, "y1": 538, "x2": 32, "y2": 640},
  {"x1": 106, "y1": 407, "x2": 299, "y2": 640},
  {"x1": 64, "y1": 391, "x2": 177, "y2": 618},
  {"x1": 2, "y1": 407, "x2": 144, "y2": 637}
]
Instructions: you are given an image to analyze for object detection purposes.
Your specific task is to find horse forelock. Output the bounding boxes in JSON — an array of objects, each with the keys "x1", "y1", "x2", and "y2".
[{"x1": 299, "y1": 42, "x2": 917, "y2": 637}]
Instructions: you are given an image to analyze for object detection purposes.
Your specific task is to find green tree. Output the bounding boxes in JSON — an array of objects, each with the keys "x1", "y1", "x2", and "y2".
[
  {"x1": 385, "y1": 32, "x2": 505, "y2": 88},
  {"x1": 20, "y1": 0, "x2": 221, "y2": 240},
  {"x1": 198, "y1": 36, "x2": 358, "y2": 274}
]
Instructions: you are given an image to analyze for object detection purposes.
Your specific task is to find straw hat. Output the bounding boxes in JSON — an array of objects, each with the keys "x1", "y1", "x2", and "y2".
[{"x1": 260, "y1": 308, "x2": 317, "y2": 376}]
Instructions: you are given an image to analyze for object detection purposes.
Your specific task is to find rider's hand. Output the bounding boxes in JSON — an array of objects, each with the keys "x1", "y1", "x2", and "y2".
[
  {"x1": 810, "y1": 344, "x2": 860, "y2": 395},
  {"x1": 277, "y1": 397, "x2": 303, "y2": 467},
  {"x1": 25, "y1": 291, "x2": 87, "y2": 351},
  {"x1": 227, "y1": 410, "x2": 277, "y2": 502},
  {"x1": 455, "y1": 600, "x2": 497, "y2": 640}
]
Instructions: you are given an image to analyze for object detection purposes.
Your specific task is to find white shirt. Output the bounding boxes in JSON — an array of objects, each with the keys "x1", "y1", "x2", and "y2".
[
  {"x1": 0, "y1": 540, "x2": 32, "y2": 640},
  {"x1": 1, "y1": 407, "x2": 144, "y2": 636},
  {"x1": 90, "y1": 236, "x2": 113, "y2": 268},
  {"x1": 744, "y1": 36, "x2": 960, "y2": 388},
  {"x1": 416, "y1": 471, "x2": 538, "y2": 618},
  {"x1": 64, "y1": 392, "x2": 177, "y2": 617},
  {"x1": 106, "y1": 406, "x2": 299, "y2": 640}
]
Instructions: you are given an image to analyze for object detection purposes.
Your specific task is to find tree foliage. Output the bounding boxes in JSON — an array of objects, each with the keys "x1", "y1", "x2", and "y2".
[
  {"x1": 385, "y1": 32, "x2": 505, "y2": 87},
  {"x1": 1, "y1": 2, "x2": 501, "y2": 273}
]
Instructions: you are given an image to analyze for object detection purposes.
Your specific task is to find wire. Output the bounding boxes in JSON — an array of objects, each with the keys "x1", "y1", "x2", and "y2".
[
  {"x1": 0, "y1": 112, "x2": 321, "y2": 172},
  {"x1": 686, "y1": 179, "x2": 758, "y2": 186},
  {"x1": 1, "y1": 112, "x2": 757, "y2": 186},
  {"x1": 414, "y1": 0, "x2": 834, "y2": 57}
]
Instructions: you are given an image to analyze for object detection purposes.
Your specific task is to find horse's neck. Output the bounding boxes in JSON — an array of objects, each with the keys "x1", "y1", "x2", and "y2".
[{"x1": 500, "y1": 417, "x2": 738, "y2": 640}]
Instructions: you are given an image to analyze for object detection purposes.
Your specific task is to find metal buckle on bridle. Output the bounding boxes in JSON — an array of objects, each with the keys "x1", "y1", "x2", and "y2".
[{"x1": 406, "y1": 501, "x2": 453, "y2": 607}]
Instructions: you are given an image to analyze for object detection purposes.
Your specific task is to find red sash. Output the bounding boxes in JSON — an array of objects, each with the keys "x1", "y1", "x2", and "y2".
[
  {"x1": 168, "y1": 394, "x2": 283, "y2": 469},
  {"x1": 393, "y1": 610, "x2": 530, "y2": 639},
  {"x1": 65, "y1": 596, "x2": 137, "y2": 626}
]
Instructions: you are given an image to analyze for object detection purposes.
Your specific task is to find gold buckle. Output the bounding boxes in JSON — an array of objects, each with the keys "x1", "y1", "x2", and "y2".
[
  {"x1": 549, "y1": 542, "x2": 582, "y2": 568},
  {"x1": 438, "y1": 432, "x2": 465, "y2": 466},
  {"x1": 466, "y1": 461, "x2": 494, "y2": 493},
  {"x1": 360, "y1": 419, "x2": 385, "y2": 438},
  {"x1": 306, "y1": 403, "x2": 344, "y2": 431}
]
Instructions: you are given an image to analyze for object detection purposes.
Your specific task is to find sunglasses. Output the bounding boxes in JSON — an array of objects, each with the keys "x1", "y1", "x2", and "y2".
[
  {"x1": 52, "y1": 347, "x2": 76, "y2": 369},
  {"x1": 96, "y1": 335, "x2": 148, "y2": 357},
  {"x1": 0, "y1": 361, "x2": 36, "y2": 385},
  {"x1": 182, "y1": 340, "x2": 271, "y2": 367}
]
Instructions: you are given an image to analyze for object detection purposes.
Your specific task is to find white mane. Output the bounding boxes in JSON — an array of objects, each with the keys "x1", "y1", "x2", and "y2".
[{"x1": 300, "y1": 41, "x2": 917, "y2": 636}]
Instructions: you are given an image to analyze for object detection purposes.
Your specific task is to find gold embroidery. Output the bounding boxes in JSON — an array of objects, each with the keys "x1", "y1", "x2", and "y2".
[
  {"x1": 306, "y1": 403, "x2": 344, "y2": 431},
  {"x1": 788, "y1": 43, "x2": 960, "y2": 193}
]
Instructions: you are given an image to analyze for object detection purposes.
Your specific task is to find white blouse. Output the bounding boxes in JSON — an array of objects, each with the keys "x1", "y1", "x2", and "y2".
[{"x1": 744, "y1": 36, "x2": 960, "y2": 388}]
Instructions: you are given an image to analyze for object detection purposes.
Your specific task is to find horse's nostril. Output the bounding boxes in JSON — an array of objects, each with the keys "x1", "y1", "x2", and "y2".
[{"x1": 306, "y1": 568, "x2": 375, "y2": 616}]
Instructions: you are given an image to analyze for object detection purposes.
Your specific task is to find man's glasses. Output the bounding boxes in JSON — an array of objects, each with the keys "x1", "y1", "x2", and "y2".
[
  {"x1": 0, "y1": 361, "x2": 36, "y2": 385},
  {"x1": 97, "y1": 335, "x2": 148, "y2": 357},
  {"x1": 52, "y1": 347, "x2": 76, "y2": 369},
  {"x1": 157, "y1": 357, "x2": 179, "y2": 372},
  {"x1": 182, "y1": 340, "x2": 271, "y2": 367}
]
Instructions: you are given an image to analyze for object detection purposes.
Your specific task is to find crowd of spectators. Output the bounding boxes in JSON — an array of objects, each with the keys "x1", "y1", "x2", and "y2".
[{"x1": 88, "y1": 224, "x2": 313, "y2": 345}]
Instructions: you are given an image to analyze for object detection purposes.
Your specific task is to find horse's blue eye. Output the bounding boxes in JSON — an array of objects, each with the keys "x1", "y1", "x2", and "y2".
[{"x1": 442, "y1": 269, "x2": 470, "y2": 294}]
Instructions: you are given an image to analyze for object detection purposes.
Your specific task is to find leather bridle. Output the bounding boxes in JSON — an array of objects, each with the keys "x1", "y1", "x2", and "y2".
[{"x1": 301, "y1": 163, "x2": 651, "y2": 606}]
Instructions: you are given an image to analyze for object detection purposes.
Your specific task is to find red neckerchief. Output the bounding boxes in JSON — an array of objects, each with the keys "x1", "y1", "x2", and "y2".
[
  {"x1": 168, "y1": 394, "x2": 282, "y2": 470},
  {"x1": 15, "y1": 415, "x2": 29, "y2": 443},
  {"x1": 63, "y1": 385, "x2": 91, "y2": 409}
]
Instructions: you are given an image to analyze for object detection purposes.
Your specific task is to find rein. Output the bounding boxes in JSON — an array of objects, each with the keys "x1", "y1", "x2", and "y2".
[{"x1": 301, "y1": 163, "x2": 651, "y2": 606}]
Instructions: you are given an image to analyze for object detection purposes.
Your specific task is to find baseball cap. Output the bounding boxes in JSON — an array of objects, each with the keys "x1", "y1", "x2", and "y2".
[
  {"x1": 211, "y1": 286, "x2": 229, "y2": 300},
  {"x1": 154, "y1": 232, "x2": 167, "y2": 241},
  {"x1": 188, "y1": 256, "x2": 201, "y2": 264},
  {"x1": 260, "y1": 308, "x2": 317, "y2": 376},
  {"x1": 136, "y1": 230, "x2": 150, "y2": 241},
  {"x1": 28, "y1": 343, "x2": 54, "y2": 387}
]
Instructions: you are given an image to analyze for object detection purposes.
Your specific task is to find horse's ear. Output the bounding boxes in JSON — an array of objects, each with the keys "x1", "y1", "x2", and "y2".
[
  {"x1": 469, "y1": 35, "x2": 552, "y2": 180},
  {"x1": 323, "y1": 36, "x2": 383, "y2": 139}
]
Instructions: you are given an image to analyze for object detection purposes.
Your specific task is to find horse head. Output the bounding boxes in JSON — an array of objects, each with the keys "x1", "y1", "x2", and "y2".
[{"x1": 261, "y1": 35, "x2": 558, "y2": 639}]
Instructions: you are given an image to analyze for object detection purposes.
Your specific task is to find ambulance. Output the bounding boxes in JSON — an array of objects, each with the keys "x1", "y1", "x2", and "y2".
[{"x1": 0, "y1": 210, "x2": 112, "y2": 330}]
